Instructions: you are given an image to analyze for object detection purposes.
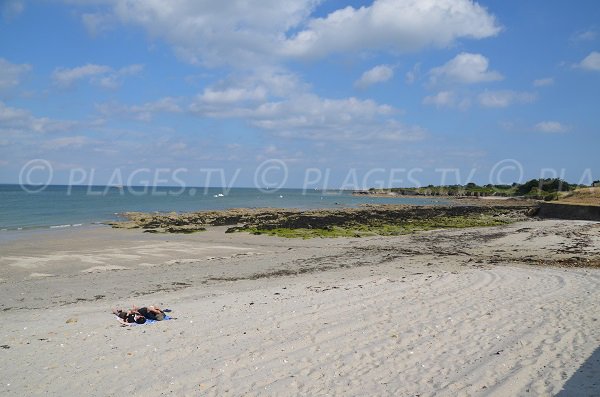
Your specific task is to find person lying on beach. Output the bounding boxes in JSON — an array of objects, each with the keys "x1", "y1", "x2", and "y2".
[
  {"x1": 131, "y1": 305, "x2": 166, "y2": 321},
  {"x1": 112, "y1": 308, "x2": 146, "y2": 325}
]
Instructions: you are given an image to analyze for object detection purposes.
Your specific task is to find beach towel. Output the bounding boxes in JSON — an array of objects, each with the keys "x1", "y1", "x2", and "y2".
[{"x1": 115, "y1": 314, "x2": 173, "y2": 326}]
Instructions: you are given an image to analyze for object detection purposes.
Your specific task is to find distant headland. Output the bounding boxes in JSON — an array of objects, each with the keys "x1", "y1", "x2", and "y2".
[{"x1": 354, "y1": 178, "x2": 600, "y2": 204}]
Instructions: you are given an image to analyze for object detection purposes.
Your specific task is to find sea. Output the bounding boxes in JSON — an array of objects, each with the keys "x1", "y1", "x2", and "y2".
[{"x1": 0, "y1": 184, "x2": 448, "y2": 231}]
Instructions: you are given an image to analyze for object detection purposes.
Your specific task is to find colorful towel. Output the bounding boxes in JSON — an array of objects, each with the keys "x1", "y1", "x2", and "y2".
[{"x1": 115, "y1": 314, "x2": 173, "y2": 326}]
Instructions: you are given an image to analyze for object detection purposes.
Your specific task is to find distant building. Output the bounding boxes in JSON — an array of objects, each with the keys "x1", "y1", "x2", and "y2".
[{"x1": 593, "y1": 181, "x2": 600, "y2": 187}]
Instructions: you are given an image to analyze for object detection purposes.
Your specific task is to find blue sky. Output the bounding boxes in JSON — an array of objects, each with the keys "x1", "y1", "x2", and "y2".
[{"x1": 0, "y1": 0, "x2": 599, "y2": 189}]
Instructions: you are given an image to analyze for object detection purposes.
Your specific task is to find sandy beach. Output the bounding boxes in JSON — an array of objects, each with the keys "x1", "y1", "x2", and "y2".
[
  {"x1": 5, "y1": 1, "x2": 599, "y2": 395},
  {"x1": 1, "y1": 219, "x2": 599, "y2": 396}
]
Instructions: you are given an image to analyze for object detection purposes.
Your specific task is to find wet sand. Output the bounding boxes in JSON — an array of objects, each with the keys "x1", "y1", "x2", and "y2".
[{"x1": 0, "y1": 220, "x2": 599, "y2": 396}]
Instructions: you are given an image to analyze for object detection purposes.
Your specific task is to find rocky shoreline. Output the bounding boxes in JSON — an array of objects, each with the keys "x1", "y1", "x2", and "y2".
[{"x1": 108, "y1": 202, "x2": 537, "y2": 235}]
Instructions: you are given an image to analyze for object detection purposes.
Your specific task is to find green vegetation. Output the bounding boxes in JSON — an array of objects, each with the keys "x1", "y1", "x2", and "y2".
[
  {"x1": 369, "y1": 178, "x2": 579, "y2": 201},
  {"x1": 516, "y1": 178, "x2": 573, "y2": 200},
  {"x1": 245, "y1": 214, "x2": 511, "y2": 239}
]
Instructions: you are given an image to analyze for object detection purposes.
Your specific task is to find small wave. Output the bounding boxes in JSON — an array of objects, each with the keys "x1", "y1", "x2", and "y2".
[{"x1": 0, "y1": 223, "x2": 90, "y2": 232}]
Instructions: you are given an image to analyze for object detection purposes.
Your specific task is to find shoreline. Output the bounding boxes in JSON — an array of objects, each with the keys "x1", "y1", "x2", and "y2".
[
  {"x1": 0, "y1": 185, "x2": 451, "y2": 232},
  {"x1": 0, "y1": 198, "x2": 529, "y2": 238}
]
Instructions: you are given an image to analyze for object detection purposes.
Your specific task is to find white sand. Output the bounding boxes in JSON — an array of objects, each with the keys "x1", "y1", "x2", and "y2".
[{"x1": 0, "y1": 220, "x2": 599, "y2": 396}]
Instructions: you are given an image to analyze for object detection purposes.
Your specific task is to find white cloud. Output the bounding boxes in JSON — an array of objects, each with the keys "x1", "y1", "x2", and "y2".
[
  {"x1": 571, "y1": 29, "x2": 597, "y2": 42},
  {"x1": 78, "y1": 0, "x2": 499, "y2": 67},
  {"x1": 283, "y1": 0, "x2": 500, "y2": 59},
  {"x1": 423, "y1": 91, "x2": 455, "y2": 107},
  {"x1": 429, "y1": 53, "x2": 502, "y2": 85},
  {"x1": 576, "y1": 51, "x2": 600, "y2": 71},
  {"x1": 118, "y1": 64, "x2": 144, "y2": 75},
  {"x1": 0, "y1": 58, "x2": 32, "y2": 92},
  {"x1": 81, "y1": 12, "x2": 114, "y2": 36},
  {"x1": 104, "y1": 0, "x2": 318, "y2": 67},
  {"x1": 96, "y1": 97, "x2": 182, "y2": 121},
  {"x1": 423, "y1": 91, "x2": 471, "y2": 110},
  {"x1": 184, "y1": 68, "x2": 426, "y2": 143},
  {"x1": 534, "y1": 121, "x2": 569, "y2": 133},
  {"x1": 52, "y1": 63, "x2": 143, "y2": 88},
  {"x1": 52, "y1": 64, "x2": 112, "y2": 87},
  {"x1": 0, "y1": 101, "x2": 78, "y2": 133},
  {"x1": 96, "y1": 64, "x2": 144, "y2": 89},
  {"x1": 478, "y1": 90, "x2": 536, "y2": 108},
  {"x1": 354, "y1": 65, "x2": 394, "y2": 88},
  {"x1": 192, "y1": 92, "x2": 423, "y2": 142},
  {"x1": 0, "y1": 101, "x2": 29, "y2": 122},
  {"x1": 43, "y1": 136, "x2": 92, "y2": 150},
  {"x1": 533, "y1": 77, "x2": 554, "y2": 87},
  {"x1": 200, "y1": 87, "x2": 268, "y2": 104},
  {"x1": 191, "y1": 70, "x2": 306, "y2": 116}
]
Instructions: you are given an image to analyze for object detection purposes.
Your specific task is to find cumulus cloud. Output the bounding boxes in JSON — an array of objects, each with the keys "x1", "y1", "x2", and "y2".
[
  {"x1": 52, "y1": 63, "x2": 143, "y2": 88},
  {"x1": 534, "y1": 121, "x2": 569, "y2": 133},
  {"x1": 354, "y1": 65, "x2": 394, "y2": 88},
  {"x1": 478, "y1": 90, "x2": 536, "y2": 108},
  {"x1": 576, "y1": 51, "x2": 600, "y2": 71},
  {"x1": 283, "y1": 0, "x2": 500, "y2": 59},
  {"x1": 0, "y1": 58, "x2": 32, "y2": 92},
  {"x1": 101, "y1": 0, "x2": 317, "y2": 66},
  {"x1": 533, "y1": 77, "x2": 554, "y2": 87},
  {"x1": 429, "y1": 53, "x2": 502, "y2": 85},
  {"x1": 191, "y1": 70, "x2": 306, "y2": 116},
  {"x1": 77, "y1": 0, "x2": 499, "y2": 67},
  {"x1": 190, "y1": 89, "x2": 423, "y2": 142},
  {"x1": 252, "y1": 95, "x2": 395, "y2": 137},
  {"x1": 182, "y1": 67, "x2": 424, "y2": 143}
]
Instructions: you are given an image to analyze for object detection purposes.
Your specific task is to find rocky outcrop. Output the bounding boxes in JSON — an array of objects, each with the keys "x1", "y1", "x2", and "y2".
[{"x1": 108, "y1": 204, "x2": 535, "y2": 233}]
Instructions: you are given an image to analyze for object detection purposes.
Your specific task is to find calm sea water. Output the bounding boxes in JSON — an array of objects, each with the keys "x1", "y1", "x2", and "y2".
[{"x1": 0, "y1": 184, "x2": 447, "y2": 231}]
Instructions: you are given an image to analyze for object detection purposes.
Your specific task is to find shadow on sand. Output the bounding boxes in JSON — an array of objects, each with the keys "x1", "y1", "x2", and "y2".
[{"x1": 556, "y1": 346, "x2": 600, "y2": 396}]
